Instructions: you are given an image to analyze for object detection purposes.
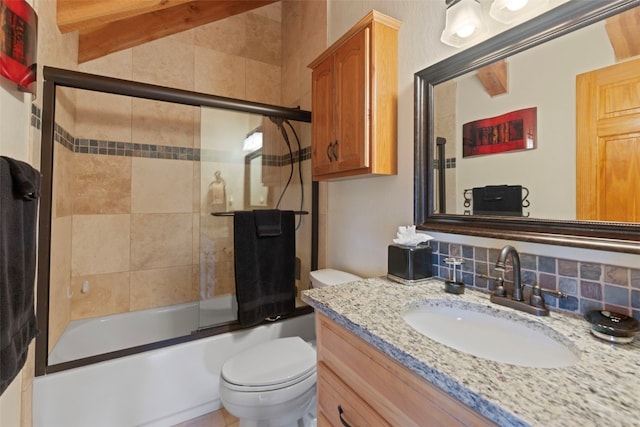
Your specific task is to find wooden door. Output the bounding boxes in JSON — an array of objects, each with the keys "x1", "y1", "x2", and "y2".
[
  {"x1": 334, "y1": 26, "x2": 369, "y2": 173},
  {"x1": 576, "y1": 57, "x2": 640, "y2": 222},
  {"x1": 311, "y1": 55, "x2": 335, "y2": 177}
]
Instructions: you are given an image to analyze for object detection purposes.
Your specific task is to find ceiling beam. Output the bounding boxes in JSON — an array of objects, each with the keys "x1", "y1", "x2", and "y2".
[
  {"x1": 57, "y1": 0, "x2": 195, "y2": 33},
  {"x1": 605, "y1": 6, "x2": 640, "y2": 61},
  {"x1": 476, "y1": 60, "x2": 508, "y2": 97},
  {"x1": 75, "y1": 0, "x2": 278, "y2": 63}
]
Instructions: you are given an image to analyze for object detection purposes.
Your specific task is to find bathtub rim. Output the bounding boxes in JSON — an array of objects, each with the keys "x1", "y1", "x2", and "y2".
[{"x1": 43, "y1": 306, "x2": 314, "y2": 375}]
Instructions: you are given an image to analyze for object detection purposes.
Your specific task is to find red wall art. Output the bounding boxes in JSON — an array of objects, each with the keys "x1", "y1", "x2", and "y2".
[
  {"x1": 1, "y1": 0, "x2": 37, "y2": 94},
  {"x1": 462, "y1": 107, "x2": 537, "y2": 158}
]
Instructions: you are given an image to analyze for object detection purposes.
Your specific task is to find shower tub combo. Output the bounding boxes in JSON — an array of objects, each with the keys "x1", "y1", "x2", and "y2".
[{"x1": 34, "y1": 309, "x2": 315, "y2": 427}]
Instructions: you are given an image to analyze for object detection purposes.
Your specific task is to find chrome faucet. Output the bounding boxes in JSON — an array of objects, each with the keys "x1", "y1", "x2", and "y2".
[{"x1": 495, "y1": 245, "x2": 523, "y2": 302}]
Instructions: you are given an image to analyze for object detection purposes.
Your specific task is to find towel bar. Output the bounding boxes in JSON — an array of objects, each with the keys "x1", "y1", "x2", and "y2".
[{"x1": 212, "y1": 210, "x2": 308, "y2": 217}]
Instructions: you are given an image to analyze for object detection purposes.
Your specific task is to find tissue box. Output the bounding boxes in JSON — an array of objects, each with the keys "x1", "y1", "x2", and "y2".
[{"x1": 387, "y1": 244, "x2": 433, "y2": 281}]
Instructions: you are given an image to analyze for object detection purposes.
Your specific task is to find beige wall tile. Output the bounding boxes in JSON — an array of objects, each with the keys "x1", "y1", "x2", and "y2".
[
  {"x1": 252, "y1": 2, "x2": 282, "y2": 22},
  {"x1": 132, "y1": 32, "x2": 195, "y2": 91},
  {"x1": 131, "y1": 158, "x2": 194, "y2": 214},
  {"x1": 194, "y1": 47, "x2": 246, "y2": 99},
  {"x1": 79, "y1": 48, "x2": 133, "y2": 80},
  {"x1": 70, "y1": 272, "x2": 131, "y2": 320},
  {"x1": 246, "y1": 12, "x2": 282, "y2": 66},
  {"x1": 76, "y1": 50, "x2": 135, "y2": 141},
  {"x1": 71, "y1": 214, "x2": 131, "y2": 276},
  {"x1": 193, "y1": 213, "x2": 200, "y2": 265},
  {"x1": 192, "y1": 159, "x2": 202, "y2": 214},
  {"x1": 131, "y1": 213, "x2": 193, "y2": 270},
  {"x1": 194, "y1": 14, "x2": 246, "y2": 57},
  {"x1": 131, "y1": 99, "x2": 196, "y2": 148},
  {"x1": 130, "y1": 266, "x2": 194, "y2": 311},
  {"x1": 75, "y1": 91, "x2": 133, "y2": 142},
  {"x1": 245, "y1": 59, "x2": 281, "y2": 105},
  {"x1": 73, "y1": 153, "x2": 132, "y2": 215},
  {"x1": 48, "y1": 216, "x2": 72, "y2": 351},
  {"x1": 52, "y1": 144, "x2": 74, "y2": 218}
]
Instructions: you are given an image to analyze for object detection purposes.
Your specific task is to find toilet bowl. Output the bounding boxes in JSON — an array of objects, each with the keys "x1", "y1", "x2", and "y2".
[{"x1": 219, "y1": 269, "x2": 361, "y2": 427}]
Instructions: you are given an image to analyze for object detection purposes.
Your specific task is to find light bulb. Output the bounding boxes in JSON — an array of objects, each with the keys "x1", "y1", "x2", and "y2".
[
  {"x1": 506, "y1": 0, "x2": 528, "y2": 11},
  {"x1": 456, "y1": 24, "x2": 476, "y2": 39}
]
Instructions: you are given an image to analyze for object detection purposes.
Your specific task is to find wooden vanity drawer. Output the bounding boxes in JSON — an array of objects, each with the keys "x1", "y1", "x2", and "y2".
[
  {"x1": 316, "y1": 313, "x2": 497, "y2": 426},
  {"x1": 317, "y1": 361, "x2": 390, "y2": 427}
]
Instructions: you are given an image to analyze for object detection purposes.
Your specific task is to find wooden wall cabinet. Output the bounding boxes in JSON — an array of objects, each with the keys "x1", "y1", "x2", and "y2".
[
  {"x1": 316, "y1": 313, "x2": 498, "y2": 426},
  {"x1": 308, "y1": 11, "x2": 401, "y2": 181}
]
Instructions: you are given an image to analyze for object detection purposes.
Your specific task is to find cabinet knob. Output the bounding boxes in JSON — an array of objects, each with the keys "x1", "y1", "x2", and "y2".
[
  {"x1": 332, "y1": 140, "x2": 339, "y2": 161},
  {"x1": 338, "y1": 405, "x2": 352, "y2": 427}
]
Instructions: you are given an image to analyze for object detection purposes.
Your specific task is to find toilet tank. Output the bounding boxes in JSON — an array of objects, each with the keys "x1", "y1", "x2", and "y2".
[{"x1": 310, "y1": 269, "x2": 361, "y2": 288}]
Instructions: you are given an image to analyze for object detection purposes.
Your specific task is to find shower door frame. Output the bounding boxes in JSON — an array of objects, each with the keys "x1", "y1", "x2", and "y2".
[{"x1": 36, "y1": 66, "x2": 317, "y2": 376}]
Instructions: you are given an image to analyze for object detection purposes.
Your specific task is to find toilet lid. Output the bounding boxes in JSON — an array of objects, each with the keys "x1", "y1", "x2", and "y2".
[{"x1": 221, "y1": 337, "x2": 316, "y2": 388}]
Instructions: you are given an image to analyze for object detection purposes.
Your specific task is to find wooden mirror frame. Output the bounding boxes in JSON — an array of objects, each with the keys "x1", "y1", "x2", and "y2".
[{"x1": 415, "y1": 0, "x2": 640, "y2": 254}]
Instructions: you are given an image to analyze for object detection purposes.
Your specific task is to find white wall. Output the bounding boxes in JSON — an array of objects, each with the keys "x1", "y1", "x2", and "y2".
[
  {"x1": 455, "y1": 21, "x2": 615, "y2": 219},
  {"x1": 325, "y1": 0, "x2": 640, "y2": 278}
]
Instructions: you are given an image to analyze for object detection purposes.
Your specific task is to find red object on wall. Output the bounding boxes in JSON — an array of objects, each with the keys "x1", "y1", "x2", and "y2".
[
  {"x1": 0, "y1": 0, "x2": 37, "y2": 94},
  {"x1": 462, "y1": 107, "x2": 537, "y2": 158}
]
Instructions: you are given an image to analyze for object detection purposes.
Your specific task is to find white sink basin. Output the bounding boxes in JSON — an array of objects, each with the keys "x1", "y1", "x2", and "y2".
[{"x1": 403, "y1": 300, "x2": 579, "y2": 368}]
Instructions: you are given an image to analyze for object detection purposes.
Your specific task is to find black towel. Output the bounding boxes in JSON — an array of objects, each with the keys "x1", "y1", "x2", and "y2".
[
  {"x1": 0, "y1": 157, "x2": 40, "y2": 396},
  {"x1": 233, "y1": 210, "x2": 296, "y2": 327}
]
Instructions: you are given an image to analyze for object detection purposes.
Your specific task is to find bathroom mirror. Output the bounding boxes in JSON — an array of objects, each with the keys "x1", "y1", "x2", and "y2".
[
  {"x1": 245, "y1": 149, "x2": 270, "y2": 209},
  {"x1": 415, "y1": 0, "x2": 640, "y2": 253}
]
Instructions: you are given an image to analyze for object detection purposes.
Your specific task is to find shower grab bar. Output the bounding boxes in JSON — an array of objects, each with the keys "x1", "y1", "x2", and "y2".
[{"x1": 211, "y1": 210, "x2": 309, "y2": 216}]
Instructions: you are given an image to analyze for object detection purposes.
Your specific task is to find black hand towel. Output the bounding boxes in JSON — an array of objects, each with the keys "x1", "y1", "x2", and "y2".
[
  {"x1": 0, "y1": 156, "x2": 40, "y2": 396},
  {"x1": 254, "y1": 209, "x2": 282, "y2": 237},
  {"x1": 233, "y1": 210, "x2": 296, "y2": 327}
]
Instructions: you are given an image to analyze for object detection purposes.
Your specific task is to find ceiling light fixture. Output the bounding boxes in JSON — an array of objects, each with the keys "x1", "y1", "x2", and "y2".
[
  {"x1": 441, "y1": 0, "x2": 488, "y2": 48},
  {"x1": 489, "y1": 0, "x2": 548, "y2": 24}
]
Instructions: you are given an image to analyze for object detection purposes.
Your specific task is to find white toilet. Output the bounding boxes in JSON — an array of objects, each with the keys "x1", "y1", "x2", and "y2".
[{"x1": 219, "y1": 268, "x2": 361, "y2": 427}]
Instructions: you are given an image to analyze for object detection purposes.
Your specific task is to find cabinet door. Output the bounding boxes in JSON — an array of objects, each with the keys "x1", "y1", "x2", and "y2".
[
  {"x1": 311, "y1": 55, "x2": 335, "y2": 177},
  {"x1": 334, "y1": 27, "x2": 370, "y2": 173}
]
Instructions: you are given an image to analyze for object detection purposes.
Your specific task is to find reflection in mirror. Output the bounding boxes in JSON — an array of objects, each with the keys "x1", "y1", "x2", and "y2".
[
  {"x1": 416, "y1": 0, "x2": 640, "y2": 253},
  {"x1": 245, "y1": 149, "x2": 270, "y2": 208},
  {"x1": 433, "y1": 4, "x2": 640, "y2": 222}
]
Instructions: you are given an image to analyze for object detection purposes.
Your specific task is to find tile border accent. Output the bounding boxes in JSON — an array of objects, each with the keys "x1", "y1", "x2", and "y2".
[
  {"x1": 34, "y1": 104, "x2": 309, "y2": 165},
  {"x1": 429, "y1": 239, "x2": 640, "y2": 321}
]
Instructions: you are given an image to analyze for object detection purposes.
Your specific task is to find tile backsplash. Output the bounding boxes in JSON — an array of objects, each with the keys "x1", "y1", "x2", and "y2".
[{"x1": 430, "y1": 240, "x2": 640, "y2": 321}]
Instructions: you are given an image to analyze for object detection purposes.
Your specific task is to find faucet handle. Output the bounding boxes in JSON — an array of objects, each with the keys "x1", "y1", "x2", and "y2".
[
  {"x1": 479, "y1": 274, "x2": 506, "y2": 297},
  {"x1": 528, "y1": 284, "x2": 546, "y2": 309},
  {"x1": 526, "y1": 284, "x2": 567, "y2": 309},
  {"x1": 524, "y1": 283, "x2": 567, "y2": 299}
]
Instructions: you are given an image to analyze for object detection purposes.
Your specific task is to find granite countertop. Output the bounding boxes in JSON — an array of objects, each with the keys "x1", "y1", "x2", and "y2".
[{"x1": 301, "y1": 277, "x2": 640, "y2": 427}]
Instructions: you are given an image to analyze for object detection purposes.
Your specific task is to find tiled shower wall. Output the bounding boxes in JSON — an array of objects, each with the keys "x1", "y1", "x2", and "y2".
[
  {"x1": 45, "y1": 1, "x2": 326, "y2": 351},
  {"x1": 431, "y1": 240, "x2": 640, "y2": 321}
]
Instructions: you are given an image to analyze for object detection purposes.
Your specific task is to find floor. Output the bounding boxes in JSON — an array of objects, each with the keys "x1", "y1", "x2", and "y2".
[{"x1": 172, "y1": 408, "x2": 239, "y2": 427}]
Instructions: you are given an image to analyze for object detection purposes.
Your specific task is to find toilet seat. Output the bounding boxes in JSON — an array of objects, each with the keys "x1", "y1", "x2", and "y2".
[{"x1": 221, "y1": 337, "x2": 316, "y2": 392}]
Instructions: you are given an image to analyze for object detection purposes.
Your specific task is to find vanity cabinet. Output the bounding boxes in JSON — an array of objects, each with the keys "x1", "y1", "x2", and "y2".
[
  {"x1": 316, "y1": 313, "x2": 497, "y2": 426},
  {"x1": 308, "y1": 11, "x2": 400, "y2": 181}
]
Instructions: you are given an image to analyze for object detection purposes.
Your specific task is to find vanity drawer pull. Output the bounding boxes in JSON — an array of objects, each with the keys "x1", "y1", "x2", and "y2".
[{"x1": 338, "y1": 405, "x2": 352, "y2": 427}]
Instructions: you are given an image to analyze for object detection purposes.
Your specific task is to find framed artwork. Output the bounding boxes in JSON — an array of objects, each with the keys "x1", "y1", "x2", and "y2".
[
  {"x1": 462, "y1": 107, "x2": 537, "y2": 158},
  {"x1": 1, "y1": 0, "x2": 37, "y2": 94}
]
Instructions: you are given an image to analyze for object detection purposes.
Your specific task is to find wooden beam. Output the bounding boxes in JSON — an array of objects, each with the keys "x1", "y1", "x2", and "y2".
[
  {"x1": 76, "y1": 0, "x2": 278, "y2": 63},
  {"x1": 605, "y1": 6, "x2": 640, "y2": 61},
  {"x1": 476, "y1": 59, "x2": 508, "y2": 97},
  {"x1": 57, "y1": 0, "x2": 195, "y2": 33}
]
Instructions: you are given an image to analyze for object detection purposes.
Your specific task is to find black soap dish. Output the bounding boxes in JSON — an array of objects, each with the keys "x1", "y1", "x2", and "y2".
[{"x1": 584, "y1": 309, "x2": 639, "y2": 344}]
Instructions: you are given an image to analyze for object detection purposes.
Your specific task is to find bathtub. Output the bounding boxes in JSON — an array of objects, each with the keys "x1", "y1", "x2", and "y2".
[
  {"x1": 34, "y1": 312, "x2": 315, "y2": 427},
  {"x1": 49, "y1": 295, "x2": 238, "y2": 365}
]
